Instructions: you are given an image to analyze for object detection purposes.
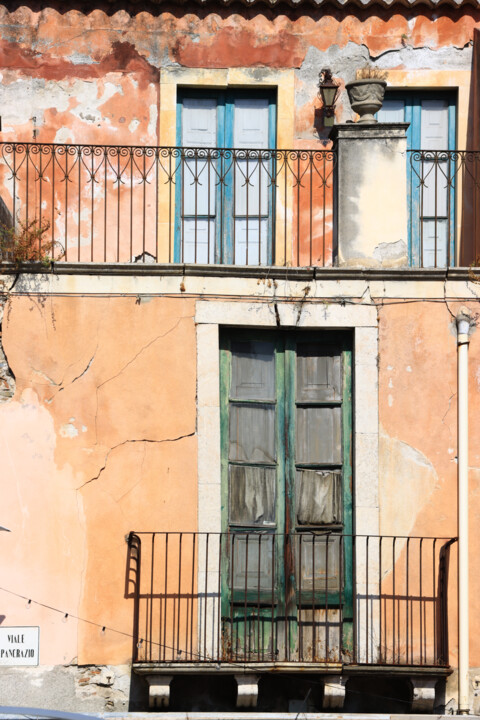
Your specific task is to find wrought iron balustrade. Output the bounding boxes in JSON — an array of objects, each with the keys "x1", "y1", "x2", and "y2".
[
  {"x1": 127, "y1": 531, "x2": 455, "y2": 667},
  {"x1": 408, "y1": 149, "x2": 480, "y2": 268},
  {"x1": 0, "y1": 143, "x2": 336, "y2": 267}
]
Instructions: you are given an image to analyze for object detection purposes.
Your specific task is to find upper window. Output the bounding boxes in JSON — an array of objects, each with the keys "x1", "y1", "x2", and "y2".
[
  {"x1": 176, "y1": 90, "x2": 276, "y2": 265},
  {"x1": 378, "y1": 91, "x2": 456, "y2": 267}
]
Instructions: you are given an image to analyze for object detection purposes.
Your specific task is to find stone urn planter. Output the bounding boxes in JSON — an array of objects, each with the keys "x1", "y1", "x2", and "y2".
[{"x1": 345, "y1": 78, "x2": 387, "y2": 124}]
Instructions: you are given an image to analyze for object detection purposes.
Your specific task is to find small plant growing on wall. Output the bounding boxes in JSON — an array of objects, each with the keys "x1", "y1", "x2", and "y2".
[
  {"x1": 0, "y1": 219, "x2": 64, "y2": 268},
  {"x1": 355, "y1": 66, "x2": 389, "y2": 81}
]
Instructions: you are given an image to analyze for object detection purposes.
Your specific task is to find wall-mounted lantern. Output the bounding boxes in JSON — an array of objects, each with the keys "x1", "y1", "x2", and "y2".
[{"x1": 318, "y1": 68, "x2": 339, "y2": 127}]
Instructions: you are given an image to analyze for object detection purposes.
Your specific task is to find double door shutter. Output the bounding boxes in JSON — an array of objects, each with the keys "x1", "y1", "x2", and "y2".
[{"x1": 177, "y1": 91, "x2": 275, "y2": 265}]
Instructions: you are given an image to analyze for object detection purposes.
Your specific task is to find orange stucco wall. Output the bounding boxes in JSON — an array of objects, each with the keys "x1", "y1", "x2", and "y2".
[
  {"x1": 1, "y1": 291, "x2": 480, "y2": 670},
  {"x1": 0, "y1": 294, "x2": 197, "y2": 665},
  {"x1": 378, "y1": 299, "x2": 480, "y2": 669}
]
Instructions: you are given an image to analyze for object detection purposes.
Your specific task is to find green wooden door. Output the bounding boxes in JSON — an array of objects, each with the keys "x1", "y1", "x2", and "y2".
[{"x1": 220, "y1": 330, "x2": 352, "y2": 662}]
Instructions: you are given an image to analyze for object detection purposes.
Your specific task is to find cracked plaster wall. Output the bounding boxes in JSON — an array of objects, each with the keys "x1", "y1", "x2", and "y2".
[
  {"x1": 378, "y1": 300, "x2": 480, "y2": 676},
  {"x1": 0, "y1": 294, "x2": 196, "y2": 708},
  {"x1": 2, "y1": 290, "x2": 480, "y2": 706},
  {"x1": 0, "y1": 663, "x2": 140, "y2": 712},
  {"x1": 0, "y1": 4, "x2": 475, "y2": 145}
]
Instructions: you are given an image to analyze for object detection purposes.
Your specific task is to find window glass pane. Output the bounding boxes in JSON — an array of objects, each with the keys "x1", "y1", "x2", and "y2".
[
  {"x1": 233, "y1": 98, "x2": 269, "y2": 149},
  {"x1": 182, "y1": 218, "x2": 215, "y2": 264},
  {"x1": 183, "y1": 157, "x2": 216, "y2": 216},
  {"x1": 182, "y1": 98, "x2": 217, "y2": 148},
  {"x1": 296, "y1": 406, "x2": 341, "y2": 464},
  {"x1": 294, "y1": 534, "x2": 341, "y2": 593},
  {"x1": 296, "y1": 343, "x2": 342, "y2": 402},
  {"x1": 231, "y1": 341, "x2": 275, "y2": 400},
  {"x1": 229, "y1": 466, "x2": 276, "y2": 526},
  {"x1": 234, "y1": 218, "x2": 268, "y2": 266},
  {"x1": 231, "y1": 533, "x2": 274, "y2": 591},
  {"x1": 296, "y1": 470, "x2": 342, "y2": 526},
  {"x1": 377, "y1": 98, "x2": 405, "y2": 123},
  {"x1": 420, "y1": 99, "x2": 449, "y2": 150},
  {"x1": 420, "y1": 160, "x2": 449, "y2": 217},
  {"x1": 422, "y1": 219, "x2": 448, "y2": 267},
  {"x1": 229, "y1": 404, "x2": 275, "y2": 463},
  {"x1": 234, "y1": 159, "x2": 269, "y2": 216}
]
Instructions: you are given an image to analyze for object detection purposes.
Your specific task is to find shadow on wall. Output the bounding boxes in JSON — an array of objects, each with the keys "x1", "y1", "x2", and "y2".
[
  {"x1": 461, "y1": 28, "x2": 480, "y2": 266},
  {"x1": 344, "y1": 676, "x2": 412, "y2": 713}
]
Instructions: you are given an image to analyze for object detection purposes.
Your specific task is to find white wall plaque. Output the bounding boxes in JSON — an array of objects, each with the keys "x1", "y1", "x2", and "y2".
[{"x1": 0, "y1": 626, "x2": 39, "y2": 665}]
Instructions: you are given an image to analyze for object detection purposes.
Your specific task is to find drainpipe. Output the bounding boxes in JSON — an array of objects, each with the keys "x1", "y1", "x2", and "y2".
[{"x1": 457, "y1": 307, "x2": 472, "y2": 715}]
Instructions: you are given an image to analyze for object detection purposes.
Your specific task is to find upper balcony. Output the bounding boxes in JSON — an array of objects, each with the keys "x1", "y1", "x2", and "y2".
[{"x1": 0, "y1": 131, "x2": 477, "y2": 271}]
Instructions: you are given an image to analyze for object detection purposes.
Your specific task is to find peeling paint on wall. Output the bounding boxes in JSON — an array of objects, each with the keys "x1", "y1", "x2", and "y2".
[
  {"x1": 0, "y1": 5, "x2": 474, "y2": 143},
  {"x1": 379, "y1": 429, "x2": 438, "y2": 539},
  {"x1": 0, "y1": 296, "x2": 15, "y2": 402}
]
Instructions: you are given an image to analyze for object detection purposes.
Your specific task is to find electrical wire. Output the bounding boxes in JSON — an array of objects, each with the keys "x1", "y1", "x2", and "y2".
[{"x1": 0, "y1": 585, "x2": 448, "y2": 709}]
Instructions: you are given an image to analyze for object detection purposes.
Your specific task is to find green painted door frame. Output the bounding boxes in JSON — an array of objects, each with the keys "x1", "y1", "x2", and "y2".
[{"x1": 219, "y1": 329, "x2": 353, "y2": 662}]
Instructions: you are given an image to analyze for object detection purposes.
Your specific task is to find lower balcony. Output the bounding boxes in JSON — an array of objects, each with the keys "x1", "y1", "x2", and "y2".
[{"x1": 127, "y1": 531, "x2": 456, "y2": 710}]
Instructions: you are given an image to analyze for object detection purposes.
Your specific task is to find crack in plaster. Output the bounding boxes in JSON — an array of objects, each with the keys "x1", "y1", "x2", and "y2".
[
  {"x1": 44, "y1": 348, "x2": 98, "y2": 404},
  {"x1": 441, "y1": 389, "x2": 456, "y2": 446},
  {"x1": 60, "y1": 352, "x2": 96, "y2": 391},
  {"x1": 76, "y1": 434, "x2": 195, "y2": 491},
  {"x1": 94, "y1": 316, "x2": 188, "y2": 441}
]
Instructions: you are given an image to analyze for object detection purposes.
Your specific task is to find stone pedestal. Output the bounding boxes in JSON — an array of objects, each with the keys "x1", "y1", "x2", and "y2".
[{"x1": 330, "y1": 123, "x2": 409, "y2": 268}]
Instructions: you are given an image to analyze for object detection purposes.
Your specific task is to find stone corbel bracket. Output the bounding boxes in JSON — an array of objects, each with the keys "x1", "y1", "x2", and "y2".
[
  {"x1": 411, "y1": 676, "x2": 437, "y2": 712},
  {"x1": 146, "y1": 674, "x2": 173, "y2": 709},
  {"x1": 235, "y1": 673, "x2": 260, "y2": 707},
  {"x1": 323, "y1": 674, "x2": 347, "y2": 709}
]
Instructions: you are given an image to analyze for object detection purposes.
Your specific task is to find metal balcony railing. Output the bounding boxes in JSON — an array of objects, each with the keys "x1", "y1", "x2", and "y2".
[
  {"x1": 0, "y1": 143, "x2": 336, "y2": 267},
  {"x1": 408, "y1": 149, "x2": 480, "y2": 268},
  {"x1": 127, "y1": 532, "x2": 456, "y2": 668}
]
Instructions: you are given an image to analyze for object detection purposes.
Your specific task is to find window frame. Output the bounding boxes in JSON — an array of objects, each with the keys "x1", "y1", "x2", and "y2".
[
  {"x1": 175, "y1": 89, "x2": 277, "y2": 265},
  {"x1": 380, "y1": 90, "x2": 457, "y2": 267}
]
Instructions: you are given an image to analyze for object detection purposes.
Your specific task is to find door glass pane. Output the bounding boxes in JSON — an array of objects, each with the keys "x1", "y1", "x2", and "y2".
[
  {"x1": 229, "y1": 466, "x2": 276, "y2": 526},
  {"x1": 229, "y1": 404, "x2": 275, "y2": 463},
  {"x1": 296, "y1": 470, "x2": 342, "y2": 525},
  {"x1": 296, "y1": 406, "x2": 341, "y2": 464},
  {"x1": 231, "y1": 341, "x2": 275, "y2": 400},
  {"x1": 231, "y1": 533, "x2": 274, "y2": 591},
  {"x1": 294, "y1": 534, "x2": 341, "y2": 593},
  {"x1": 296, "y1": 343, "x2": 341, "y2": 402}
]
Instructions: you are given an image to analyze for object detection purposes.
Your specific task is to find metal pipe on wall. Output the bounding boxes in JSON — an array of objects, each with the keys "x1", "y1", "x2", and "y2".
[{"x1": 457, "y1": 307, "x2": 472, "y2": 715}]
